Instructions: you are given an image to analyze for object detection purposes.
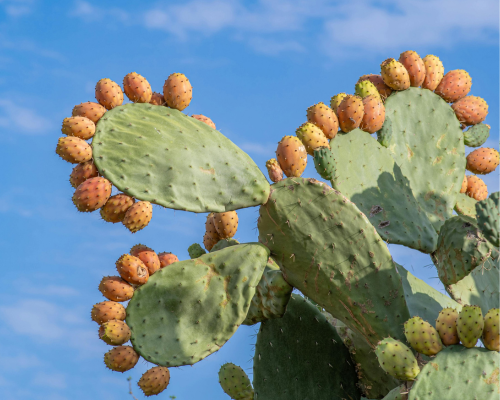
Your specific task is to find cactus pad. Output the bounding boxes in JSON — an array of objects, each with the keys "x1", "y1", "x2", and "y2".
[
  {"x1": 476, "y1": 192, "x2": 499, "y2": 247},
  {"x1": 464, "y1": 123, "x2": 490, "y2": 147},
  {"x1": 454, "y1": 193, "x2": 477, "y2": 218}
]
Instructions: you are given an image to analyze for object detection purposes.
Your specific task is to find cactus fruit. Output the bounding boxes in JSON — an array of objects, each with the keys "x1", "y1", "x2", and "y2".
[
  {"x1": 213, "y1": 211, "x2": 238, "y2": 239},
  {"x1": 464, "y1": 123, "x2": 490, "y2": 147},
  {"x1": 398, "y1": 50, "x2": 426, "y2": 87},
  {"x1": 358, "y1": 74, "x2": 393, "y2": 100},
  {"x1": 452, "y1": 96, "x2": 488, "y2": 126},
  {"x1": 98, "y1": 276, "x2": 134, "y2": 302},
  {"x1": 91, "y1": 301, "x2": 126, "y2": 325},
  {"x1": 329, "y1": 92, "x2": 347, "y2": 114},
  {"x1": 313, "y1": 146, "x2": 336, "y2": 180},
  {"x1": 404, "y1": 316, "x2": 443, "y2": 356},
  {"x1": 163, "y1": 73, "x2": 192, "y2": 111},
  {"x1": 275, "y1": 136, "x2": 307, "y2": 177},
  {"x1": 465, "y1": 175, "x2": 488, "y2": 200},
  {"x1": 355, "y1": 80, "x2": 382, "y2": 101},
  {"x1": 466, "y1": 147, "x2": 499, "y2": 174},
  {"x1": 149, "y1": 92, "x2": 165, "y2": 106},
  {"x1": 188, "y1": 243, "x2": 206, "y2": 259},
  {"x1": 123, "y1": 72, "x2": 152, "y2": 103},
  {"x1": 203, "y1": 213, "x2": 220, "y2": 251},
  {"x1": 157, "y1": 252, "x2": 179, "y2": 268},
  {"x1": 457, "y1": 305, "x2": 484, "y2": 347},
  {"x1": 265, "y1": 158, "x2": 283, "y2": 183},
  {"x1": 56, "y1": 136, "x2": 92, "y2": 164},
  {"x1": 375, "y1": 338, "x2": 420, "y2": 380},
  {"x1": 99, "y1": 320, "x2": 131, "y2": 345},
  {"x1": 435, "y1": 308, "x2": 460, "y2": 346},
  {"x1": 306, "y1": 102, "x2": 338, "y2": 139},
  {"x1": 337, "y1": 94, "x2": 364, "y2": 132},
  {"x1": 138, "y1": 366, "x2": 171, "y2": 396},
  {"x1": 191, "y1": 114, "x2": 216, "y2": 129},
  {"x1": 482, "y1": 308, "x2": 499, "y2": 351},
  {"x1": 460, "y1": 175, "x2": 467, "y2": 193},
  {"x1": 476, "y1": 192, "x2": 499, "y2": 247},
  {"x1": 421, "y1": 54, "x2": 445, "y2": 91},
  {"x1": 115, "y1": 254, "x2": 149, "y2": 285},
  {"x1": 72, "y1": 177, "x2": 112, "y2": 212},
  {"x1": 103, "y1": 345, "x2": 139, "y2": 372},
  {"x1": 129, "y1": 244, "x2": 152, "y2": 256},
  {"x1": 69, "y1": 160, "x2": 99, "y2": 188},
  {"x1": 61, "y1": 116, "x2": 95, "y2": 140},
  {"x1": 72, "y1": 101, "x2": 107, "y2": 124},
  {"x1": 435, "y1": 69, "x2": 472, "y2": 103},
  {"x1": 218, "y1": 363, "x2": 254, "y2": 400},
  {"x1": 122, "y1": 201, "x2": 152, "y2": 233},
  {"x1": 130, "y1": 247, "x2": 160, "y2": 275},
  {"x1": 100, "y1": 194, "x2": 135, "y2": 223},
  {"x1": 95, "y1": 78, "x2": 124, "y2": 110},
  {"x1": 295, "y1": 122, "x2": 330, "y2": 155},
  {"x1": 359, "y1": 94, "x2": 385, "y2": 133},
  {"x1": 380, "y1": 58, "x2": 410, "y2": 90}
]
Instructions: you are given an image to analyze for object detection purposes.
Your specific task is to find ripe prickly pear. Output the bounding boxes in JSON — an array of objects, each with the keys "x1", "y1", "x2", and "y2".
[
  {"x1": 265, "y1": 158, "x2": 283, "y2": 183},
  {"x1": 457, "y1": 305, "x2": 484, "y2": 348},
  {"x1": 163, "y1": 73, "x2": 192, "y2": 111},
  {"x1": 100, "y1": 194, "x2": 135, "y2": 223},
  {"x1": 398, "y1": 50, "x2": 426, "y2": 87},
  {"x1": 452, "y1": 96, "x2": 488, "y2": 126},
  {"x1": 157, "y1": 252, "x2": 179, "y2": 268},
  {"x1": 306, "y1": 102, "x2": 338, "y2": 139},
  {"x1": 69, "y1": 160, "x2": 98, "y2": 189},
  {"x1": 466, "y1": 148, "x2": 499, "y2": 175},
  {"x1": 295, "y1": 122, "x2": 330, "y2": 155},
  {"x1": 422, "y1": 55, "x2": 444, "y2": 91},
  {"x1": 436, "y1": 308, "x2": 460, "y2": 346},
  {"x1": 72, "y1": 177, "x2": 112, "y2": 212},
  {"x1": 116, "y1": 254, "x2": 149, "y2": 285},
  {"x1": 218, "y1": 363, "x2": 254, "y2": 400},
  {"x1": 276, "y1": 136, "x2": 307, "y2": 177},
  {"x1": 91, "y1": 301, "x2": 126, "y2": 325},
  {"x1": 460, "y1": 176, "x2": 467, "y2": 193},
  {"x1": 122, "y1": 201, "x2": 153, "y2": 233},
  {"x1": 138, "y1": 366, "x2": 171, "y2": 396},
  {"x1": 149, "y1": 92, "x2": 165, "y2": 106},
  {"x1": 404, "y1": 316, "x2": 443, "y2": 356},
  {"x1": 104, "y1": 345, "x2": 139, "y2": 372},
  {"x1": 56, "y1": 136, "x2": 92, "y2": 164},
  {"x1": 380, "y1": 58, "x2": 410, "y2": 90},
  {"x1": 337, "y1": 95, "x2": 364, "y2": 132},
  {"x1": 435, "y1": 69, "x2": 472, "y2": 103},
  {"x1": 374, "y1": 338, "x2": 420, "y2": 381},
  {"x1": 95, "y1": 78, "x2": 124, "y2": 110},
  {"x1": 464, "y1": 123, "x2": 490, "y2": 147},
  {"x1": 131, "y1": 247, "x2": 160, "y2": 275},
  {"x1": 192, "y1": 114, "x2": 216, "y2": 129},
  {"x1": 466, "y1": 175, "x2": 488, "y2": 201},
  {"x1": 482, "y1": 308, "x2": 499, "y2": 351},
  {"x1": 213, "y1": 211, "x2": 238, "y2": 239},
  {"x1": 188, "y1": 243, "x2": 206, "y2": 259},
  {"x1": 130, "y1": 244, "x2": 152, "y2": 256},
  {"x1": 313, "y1": 146, "x2": 336, "y2": 181},
  {"x1": 203, "y1": 212, "x2": 220, "y2": 251},
  {"x1": 99, "y1": 320, "x2": 131, "y2": 346},
  {"x1": 72, "y1": 101, "x2": 107, "y2": 124},
  {"x1": 123, "y1": 72, "x2": 152, "y2": 103},
  {"x1": 355, "y1": 80, "x2": 381, "y2": 101},
  {"x1": 359, "y1": 95, "x2": 385, "y2": 134},
  {"x1": 358, "y1": 74, "x2": 393, "y2": 100},
  {"x1": 61, "y1": 116, "x2": 95, "y2": 140},
  {"x1": 330, "y1": 92, "x2": 347, "y2": 114},
  {"x1": 98, "y1": 276, "x2": 134, "y2": 302}
]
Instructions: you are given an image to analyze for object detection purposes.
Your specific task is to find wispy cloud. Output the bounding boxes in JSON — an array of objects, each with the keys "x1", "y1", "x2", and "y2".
[
  {"x1": 239, "y1": 141, "x2": 276, "y2": 156},
  {"x1": 0, "y1": 99, "x2": 53, "y2": 135},
  {"x1": 69, "y1": 0, "x2": 129, "y2": 23},
  {"x1": 0, "y1": 0, "x2": 35, "y2": 17}
]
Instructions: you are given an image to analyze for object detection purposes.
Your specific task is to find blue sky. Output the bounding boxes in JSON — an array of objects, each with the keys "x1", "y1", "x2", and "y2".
[{"x1": 0, "y1": 0, "x2": 498, "y2": 399}]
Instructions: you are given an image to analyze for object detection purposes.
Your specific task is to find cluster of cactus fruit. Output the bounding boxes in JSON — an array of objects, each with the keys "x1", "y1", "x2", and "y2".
[{"x1": 54, "y1": 49, "x2": 500, "y2": 398}]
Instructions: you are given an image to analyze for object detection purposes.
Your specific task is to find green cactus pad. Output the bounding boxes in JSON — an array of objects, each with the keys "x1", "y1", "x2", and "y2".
[
  {"x1": 464, "y1": 123, "x2": 490, "y2": 147},
  {"x1": 377, "y1": 116, "x2": 393, "y2": 148},
  {"x1": 258, "y1": 178, "x2": 410, "y2": 347},
  {"x1": 242, "y1": 258, "x2": 292, "y2": 325},
  {"x1": 93, "y1": 103, "x2": 270, "y2": 212},
  {"x1": 380, "y1": 88, "x2": 465, "y2": 231},
  {"x1": 382, "y1": 384, "x2": 410, "y2": 400},
  {"x1": 218, "y1": 363, "x2": 254, "y2": 400},
  {"x1": 476, "y1": 192, "x2": 499, "y2": 247},
  {"x1": 408, "y1": 345, "x2": 499, "y2": 400},
  {"x1": 126, "y1": 243, "x2": 269, "y2": 367},
  {"x1": 375, "y1": 338, "x2": 420, "y2": 381},
  {"x1": 313, "y1": 146, "x2": 336, "y2": 180},
  {"x1": 253, "y1": 294, "x2": 361, "y2": 400},
  {"x1": 188, "y1": 243, "x2": 206, "y2": 259},
  {"x1": 211, "y1": 238, "x2": 240, "y2": 252},
  {"x1": 454, "y1": 193, "x2": 477, "y2": 218},
  {"x1": 330, "y1": 130, "x2": 437, "y2": 253}
]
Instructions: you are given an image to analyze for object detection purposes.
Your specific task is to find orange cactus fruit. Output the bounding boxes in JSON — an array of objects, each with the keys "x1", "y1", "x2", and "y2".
[
  {"x1": 56, "y1": 136, "x2": 92, "y2": 164},
  {"x1": 465, "y1": 175, "x2": 488, "y2": 201},
  {"x1": 460, "y1": 175, "x2": 467, "y2": 193},
  {"x1": 98, "y1": 276, "x2": 134, "y2": 302},
  {"x1": 421, "y1": 55, "x2": 444, "y2": 91},
  {"x1": 451, "y1": 96, "x2": 488, "y2": 126},
  {"x1": 357, "y1": 74, "x2": 393, "y2": 100},
  {"x1": 61, "y1": 116, "x2": 95, "y2": 140},
  {"x1": 276, "y1": 136, "x2": 307, "y2": 177},
  {"x1": 398, "y1": 50, "x2": 426, "y2": 87},
  {"x1": 138, "y1": 366, "x2": 171, "y2": 396},
  {"x1": 99, "y1": 320, "x2": 132, "y2": 346},
  {"x1": 123, "y1": 72, "x2": 152, "y2": 103},
  {"x1": 306, "y1": 102, "x2": 339, "y2": 139},
  {"x1": 72, "y1": 101, "x2": 107, "y2": 124},
  {"x1": 116, "y1": 254, "x2": 149, "y2": 285},
  {"x1": 163, "y1": 73, "x2": 192, "y2": 111},
  {"x1": 466, "y1": 148, "x2": 499, "y2": 175},
  {"x1": 130, "y1": 245, "x2": 160, "y2": 275},
  {"x1": 72, "y1": 177, "x2": 112, "y2": 212},
  {"x1": 95, "y1": 78, "x2": 124, "y2": 110},
  {"x1": 192, "y1": 114, "x2": 216, "y2": 129},
  {"x1": 266, "y1": 158, "x2": 283, "y2": 183},
  {"x1": 435, "y1": 70, "x2": 472, "y2": 103},
  {"x1": 158, "y1": 252, "x2": 179, "y2": 268},
  {"x1": 360, "y1": 95, "x2": 386, "y2": 134},
  {"x1": 149, "y1": 92, "x2": 165, "y2": 106},
  {"x1": 69, "y1": 160, "x2": 99, "y2": 189},
  {"x1": 380, "y1": 58, "x2": 410, "y2": 91},
  {"x1": 104, "y1": 345, "x2": 139, "y2": 372},
  {"x1": 337, "y1": 95, "x2": 364, "y2": 132},
  {"x1": 100, "y1": 194, "x2": 135, "y2": 223},
  {"x1": 91, "y1": 301, "x2": 126, "y2": 325},
  {"x1": 296, "y1": 122, "x2": 330, "y2": 156},
  {"x1": 123, "y1": 201, "x2": 153, "y2": 233},
  {"x1": 213, "y1": 211, "x2": 239, "y2": 239}
]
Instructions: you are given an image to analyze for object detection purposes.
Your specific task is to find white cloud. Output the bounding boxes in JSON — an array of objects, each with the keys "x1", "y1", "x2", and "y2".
[{"x1": 0, "y1": 99, "x2": 52, "y2": 134}]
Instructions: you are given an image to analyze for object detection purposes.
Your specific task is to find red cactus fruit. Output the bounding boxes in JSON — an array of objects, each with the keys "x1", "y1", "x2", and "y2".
[
  {"x1": 357, "y1": 74, "x2": 393, "y2": 100},
  {"x1": 100, "y1": 194, "x2": 135, "y2": 223},
  {"x1": 61, "y1": 116, "x2": 95, "y2": 140},
  {"x1": 380, "y1": 58, "x2": 410, "y2": 91},
  {"x1": 104, "y1": 345, "x2": 139, "y2": 373},
  {"x1": 360, "y1": 95, "x2": 386, "y2": 134},
  {"x1": 398, "y1": 50, "x2": 426, "y2": 87},
  {"x1": 98, "y1": 276, "x2": 134, "y2": 302},
  {"x1": 69, "y1": 160, "x2": 99, "y2": 189},
  {"x1": 56, "y1": 136, "x2": 92, "y2": 164},
  {"x1": 91, "y1": 301, "x2": 126, "y2": 325},
  {"x1": 435, "y1": 70, "x2": 471, "y2": 103},
  {"x1": 116, "y1": 254, "x2": 149, "y2": 285},
  {"x1": 130, "y1": 246, "x2": 160, "y2": 275},
  {"x1": 163, "y1": 73, "x2": 192, "y2": 111},
  {"x1": 451, "y1": 96, "x2": 488, "y2": 126},
  {"x1": 158, "y1": 252, "x2": 179, "y2": 268},
  {"x1": 72, "y1": 177, "x2": 112, "y2": 212},
  {"x1": 138, "y1": 366, "x2": 171, "y2": 396},
  {"x1": 149, "y1": 92, "x2": 165, "y2": 106},
  {"x1": 123, "y1": 72, "x2": 152, "y2": 103},
  {"x1": 99, "y1": 320, "x2": 131, "y2": 346},
  {"x1": 466, "y1": 148, "x2": 499, "y2": 175},
  {"x1": 460, "y1": 175, "x2": 467, "y2": 193},
  {"x1": 122, "y1": 201, "x2": 152, "y2": 233},
  {"x1": 306, "y1": 102, "x2": 338, "y2": 139},
  {"x1": 337, "y1": 95, "x2": 364, "y2": 132},
  {"x1": 192, "y1": 114, "x2": 216, "y2": 129},
  {"x1": 266, "y1": 158, "x2": 283, "y2": 183},
  {"x1": 95, "y1": 78, "x2": 124, "y2": 110},
  {"x1": 72, "y1": 101, "x2": 107, "y2": 124},
  {"x1": 465, "y1": 175, "x2": 488, "y2": 201},
  {"x1": 276, "y1": 136, "x2": 307, "y2": 178},
  {"x1": 422, "y1": 55, "x2": 444, "y2": 91},
  {"x1": 213, "y1": 211, "x2": 239, "y2": 239}
]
